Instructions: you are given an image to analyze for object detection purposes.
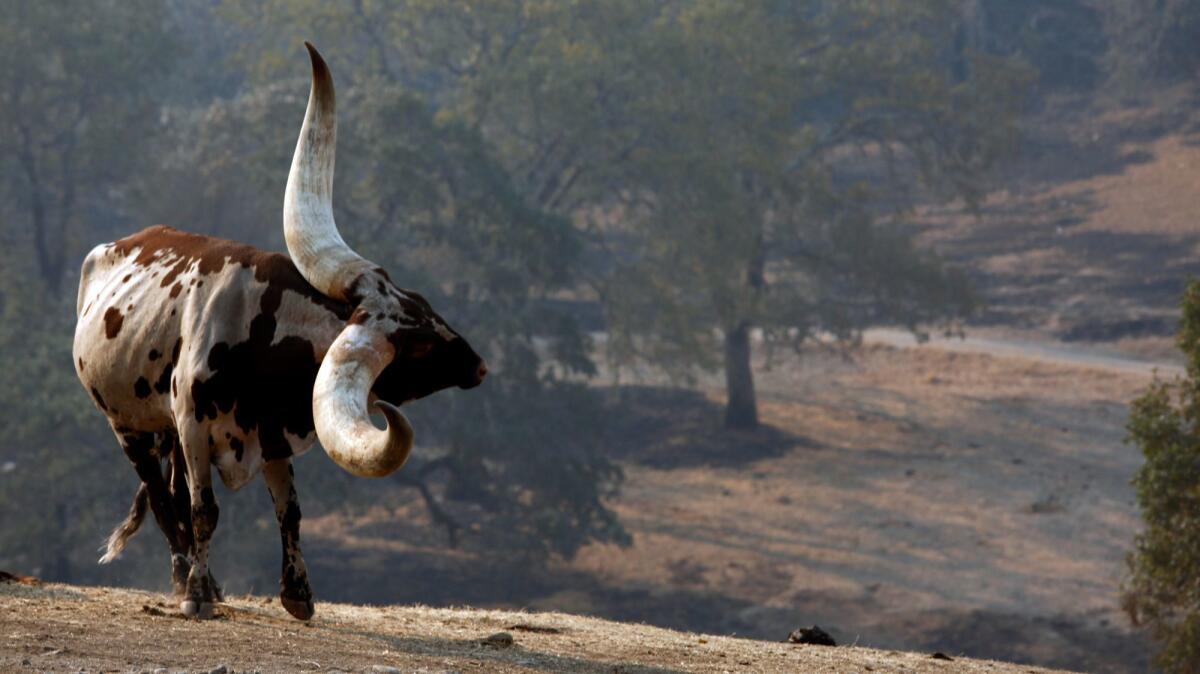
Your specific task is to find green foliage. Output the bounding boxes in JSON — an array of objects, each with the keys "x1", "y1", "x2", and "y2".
[
  {"x1": 1106, "y1": 0, "x2": 1200, "y2": 86},
  {"x1": 218, "y1": 0, "x2": 1028, "y2": 430},
  {"x1": 962, "y1": 1, "x2": 1106, "y2": 90},
  {"x1": 0, "y1": 0, "x2": 176, "y2": 292},
  {"x1": 1125, "y1": 280, "x2": 1200, "y2": 673}
]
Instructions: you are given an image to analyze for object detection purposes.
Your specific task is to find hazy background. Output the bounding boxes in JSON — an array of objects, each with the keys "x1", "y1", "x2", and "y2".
[{"x1": 3, "y1": 2, "x2": 1199, "y2": 672}]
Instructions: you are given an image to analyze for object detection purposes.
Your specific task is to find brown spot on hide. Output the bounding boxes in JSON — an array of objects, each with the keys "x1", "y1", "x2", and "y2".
[
  {"x1": 134, "y1": 377, "x2": 151, "y2": 399},
  {"x1": 122, "y1": 274, "x2": 131, "y2": 283},
  {"x1": 169, "y1": 283, "x2": 182, "y2": 298},
  {"x1": 91, "y1": 387, "x2": 108, "y2": 411},
  {"x1": 149, "y1": 349, "x2": 161, "y2": 361},
  {"x1": 103, "y1": 307, "x2": 124, "y2": 338},
  {"x1": 77, "y1": 358, "x2": 84, "y2": 371}
]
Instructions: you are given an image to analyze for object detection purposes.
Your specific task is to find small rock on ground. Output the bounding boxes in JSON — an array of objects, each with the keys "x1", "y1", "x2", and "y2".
[{"x1": 787, "y1": 625, "x2": 837, "y2": 646}]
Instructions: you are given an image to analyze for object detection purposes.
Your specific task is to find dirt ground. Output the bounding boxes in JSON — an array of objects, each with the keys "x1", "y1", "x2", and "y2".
[{"x1": 0, "y1": 580, "x2": 1075, "y2": 673}]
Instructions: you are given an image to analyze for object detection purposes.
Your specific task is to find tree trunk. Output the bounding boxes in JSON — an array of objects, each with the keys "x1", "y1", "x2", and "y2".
[{"x1": 723, "y1": 322, "x2": 758, "y2": 429}]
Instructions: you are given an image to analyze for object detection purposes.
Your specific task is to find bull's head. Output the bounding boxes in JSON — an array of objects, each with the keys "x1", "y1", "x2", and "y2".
[{"x1": 283, "y1": 43, "x2": 486, "y2": 478}]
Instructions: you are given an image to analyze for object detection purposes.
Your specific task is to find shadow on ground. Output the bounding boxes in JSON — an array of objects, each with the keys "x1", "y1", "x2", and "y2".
[{"x1": 597, "y1": 385, "x2": 815, "y2": 469}]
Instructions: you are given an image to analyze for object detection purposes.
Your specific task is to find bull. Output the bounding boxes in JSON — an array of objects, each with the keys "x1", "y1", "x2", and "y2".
[{"x1": 72, "y1": 43, "x2": 487, "y2": 620}]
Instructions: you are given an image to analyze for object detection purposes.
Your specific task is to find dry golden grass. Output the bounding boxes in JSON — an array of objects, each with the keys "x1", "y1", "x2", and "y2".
[
  {"x1": 552, "y1": 343, "x2": 1154, "y2": 671},
  {"x1": 0, "y1": 580, "x2": 1073, "y2": 673}
]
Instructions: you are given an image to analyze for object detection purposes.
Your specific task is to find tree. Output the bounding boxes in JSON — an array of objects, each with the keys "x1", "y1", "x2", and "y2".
[
  {"x1": 1124, "y1": 280, "x2": 1200, "y2": 673},
  {"x1": 422, "y1": 0, "x2": 1023, "y2": 428},
  {"x1": 220, "y1": 1, "x2": 1028, "y2": 430},
  {"x1": 1105, "y1": 0, "x2": 1200, "y2": 86},
  {"x1": 955, "y1": 0, "x2": 1106, "y2": 91},
  {"x1": 0, "y1": 0, "x2": 175, "y2": 294}
]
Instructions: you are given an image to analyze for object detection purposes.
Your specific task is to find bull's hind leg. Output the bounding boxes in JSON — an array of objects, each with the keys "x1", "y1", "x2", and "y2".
[
  {"x1": 177, "y1": 424, "x2": 220, "y2": 619},
  {"x1": 263, "y1": 458, "x2": 313, "y2": 620},
  {"x1": 107, "y1": 427, "x2": 190, "y2": 593}
]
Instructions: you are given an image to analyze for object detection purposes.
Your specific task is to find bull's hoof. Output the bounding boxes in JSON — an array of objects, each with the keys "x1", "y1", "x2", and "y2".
[
  {"x1": 180, "y1": 599, "x2": 214, "y2": 619},
  {"x1": 281, "y1": 595, "x2": 314, "y2": 620}
]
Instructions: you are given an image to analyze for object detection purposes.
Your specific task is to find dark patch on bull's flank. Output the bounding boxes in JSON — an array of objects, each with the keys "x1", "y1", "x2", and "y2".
[
  {"x1": 149, "y1": 349, "x2": 161, "y2": 361},
  {"x1": 171, "y1": 337, "x2": 182, "y2": 364},
  {"x1": 122, "y1": 274, "x2": 132, "y2": 283},
  {"x1": 169, "y1": 282, "x2": 183, "y2": 298},
  {"x1": 91, "y1": 387, "x2": 108, "y2": 411},
  {"x1": 190, "y1": 263, "x2": 329, "y2": 462},
  {"x1": 134, "y1": 377, "x2": 152, "y2": 399},
  {"x1": 154, "y1": 362, "x2": 173, "y2": 395},
  {"x1": 230, "y1": 437, "x2": 244, "y2": 462},
  {"x1": 103, "y1": 307, "x2": 124, "y2": 339},
  {"x1": 77, "y1": 357, "x2": 84, "y2": 371},
  {"x1": 171, "y1": 378, "x2": 177, "y2": 397}
]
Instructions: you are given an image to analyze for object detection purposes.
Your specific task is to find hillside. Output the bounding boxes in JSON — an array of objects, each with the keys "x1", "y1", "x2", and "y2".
[{"x1": 0, "y1": 579, "x2": 1073, "y2": 673}]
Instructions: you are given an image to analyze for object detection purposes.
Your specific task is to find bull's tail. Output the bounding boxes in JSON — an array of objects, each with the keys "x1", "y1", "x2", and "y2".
[{"x1": 99, "y1": 482, "x2": 149, "y2": 564}]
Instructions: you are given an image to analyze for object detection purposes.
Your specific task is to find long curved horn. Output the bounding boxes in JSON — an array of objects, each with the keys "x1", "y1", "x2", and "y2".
[
  {"x1": 313, "y1": 323, "x2": 415, "y2": 477},
  {"x1": 283, "y1": 42, "x2": 375, "y2": 302}
]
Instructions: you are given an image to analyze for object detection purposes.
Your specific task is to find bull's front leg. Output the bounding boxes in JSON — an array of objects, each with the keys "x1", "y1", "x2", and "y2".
[
  {"x1": 178, "y1": 426, "x2": 220, "y2": 619},
  {"x1": 263, "y1": 458, "x2": 313, "y2": 620}
]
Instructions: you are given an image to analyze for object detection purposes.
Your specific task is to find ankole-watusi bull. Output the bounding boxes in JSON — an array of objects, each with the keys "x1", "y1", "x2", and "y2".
[{"x1": 72, "y1": 43, "x2": 487, "y2": 620}]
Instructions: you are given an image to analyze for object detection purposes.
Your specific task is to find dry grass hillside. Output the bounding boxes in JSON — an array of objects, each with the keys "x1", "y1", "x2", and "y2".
[
  {"x1": 0, "y1": 580, "x2": 1074, "y2": 673},
  {"x1": 919, "y1": 85, "x2": 1200, "y2": 355}
]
